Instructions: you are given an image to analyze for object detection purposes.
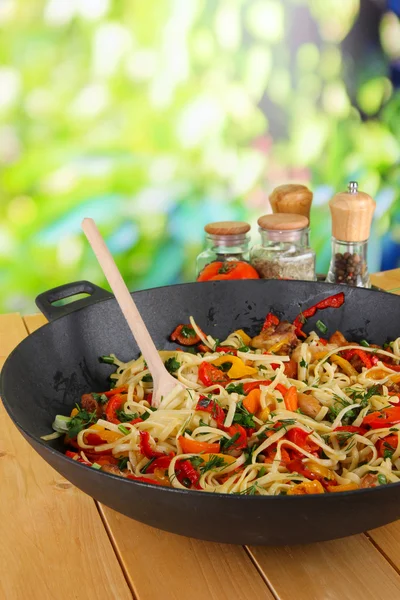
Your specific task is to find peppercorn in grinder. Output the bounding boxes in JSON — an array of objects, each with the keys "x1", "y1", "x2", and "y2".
[{"x1": 326, "y1": 182, "x2": 376, "y2": 288}]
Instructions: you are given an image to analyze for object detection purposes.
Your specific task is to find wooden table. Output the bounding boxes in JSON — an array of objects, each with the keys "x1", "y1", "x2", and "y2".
[{"x1": 2, "y1": 270, "x2": 400, "y2": 600}]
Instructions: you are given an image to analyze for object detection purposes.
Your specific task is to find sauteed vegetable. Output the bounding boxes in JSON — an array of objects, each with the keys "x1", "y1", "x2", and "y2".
[{"x1": 44, "y1": 293, "x2": 400, "y2": 495}]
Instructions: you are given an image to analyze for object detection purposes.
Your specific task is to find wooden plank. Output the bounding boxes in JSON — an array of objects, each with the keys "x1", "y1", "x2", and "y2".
[
  {"x1": 247, "y1": 535, "x2": 400, "y2": 600},
  {"x1": 371, "y1": 268, "x2": 400, "y2": 293},
  {"x1": 368, "y1": 521, "x2": 400, "y2": 571},
  {"x1": 0, "y1": 314, "x2": 132, "y2": 600},
  {"x1": 0, "y1": 313, "x2": 27, "y2": 356},
  {"x1": 99, "y1": 506, "x2": 273, "y2": 600},
  {"x1": 23, "y1": 313, "x2": 48, "y2": 333}
]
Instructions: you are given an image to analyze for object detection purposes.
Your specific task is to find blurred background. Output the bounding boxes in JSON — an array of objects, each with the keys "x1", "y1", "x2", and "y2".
[{"x1": 1, "y1": 0, "x2": 400, "y2": 313}]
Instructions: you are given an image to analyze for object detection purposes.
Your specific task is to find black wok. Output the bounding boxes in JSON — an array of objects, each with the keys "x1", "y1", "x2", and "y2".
[{"x1": 1, "y1": 279, "x2": 400, "y2": 546}]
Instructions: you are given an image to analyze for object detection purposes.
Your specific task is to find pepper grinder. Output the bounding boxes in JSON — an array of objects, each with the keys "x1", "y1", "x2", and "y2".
[
  {"x1": 326, "y1": 182, "x2": 376, "y2": 288},
  {"x1": 269, "y1": 184, "x2": 313, "y2": 221}
]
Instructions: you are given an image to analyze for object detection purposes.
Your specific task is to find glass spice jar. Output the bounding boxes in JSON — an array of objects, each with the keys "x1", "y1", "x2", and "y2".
[
  {"x1": 250, "y1": 214, "x2": 316, "y2": 281},
  {"x1": 196, "y1": 221, "x2": 260, "y2": 281},
  {"x1": 326, "y1": 182, "x2": 376, "y2": 288}
]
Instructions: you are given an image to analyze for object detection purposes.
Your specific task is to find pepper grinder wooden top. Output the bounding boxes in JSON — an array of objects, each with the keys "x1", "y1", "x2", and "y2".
[
  {"x1": 269, "y1": 184, "x2": 313, "y2": 220},
  {"x1": 329, "y1": 182, "x2": 376, "y2": 242}
]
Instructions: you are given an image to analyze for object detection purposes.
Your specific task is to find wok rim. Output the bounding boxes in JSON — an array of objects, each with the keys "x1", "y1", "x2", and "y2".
[{"x1": 1, "y1": 278, "x2": 398, "y2": 502}]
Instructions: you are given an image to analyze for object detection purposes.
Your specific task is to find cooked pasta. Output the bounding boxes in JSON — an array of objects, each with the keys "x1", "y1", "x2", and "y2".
[{"x1": 46, "y1": 293, "x2": 400, "y2": 495}]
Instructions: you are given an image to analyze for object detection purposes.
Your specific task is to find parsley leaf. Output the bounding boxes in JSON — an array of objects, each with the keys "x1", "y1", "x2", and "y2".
[
  {"x1": 116, "y1": 409, "x2": 138, "y2": 423},
  {"x1": 142, "y1": 373, "x2": 153, "y2": 382},
  {"x1": 233, "y1": 401, "x2": 256, "y2": 428},
  {"x1": 164, "y1": 357, "x2": 181, "y2": 373},
  {"x1": 299, "y1": 358, "x2": 308, "y2": 368},
  {"x1": 378, "y1": 473, "x2": 387, "y2": 485},
  {"x1": 92, "y1": 393, "x2": 108, "y2": 404},
  {"x1": 220, "y1": 432, "x2": 240, "y2": 451},
  {"x1": 181, "y1": 326, "x2": 196, "y2": 338},
  {"x1": 226, "y1": 383, "x2": 245, "y2": 395},
  {"x1": 67, "y1": 407, "x2": 97, "y2": 438}
]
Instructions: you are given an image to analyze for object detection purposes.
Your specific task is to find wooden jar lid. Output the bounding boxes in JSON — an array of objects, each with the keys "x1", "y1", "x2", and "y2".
[
  {"x1": 329, "y1": 182, "x2": 376, "y2": 242},
  {"x1": 269, "y1": 184, "x2": 313, "y2": 219},
  {"x1": 257, "y1": 213, "x2": 309, "y2": 231},
  {"x1": 204, "y1": 221, "x2": 251, "y2": 235}
]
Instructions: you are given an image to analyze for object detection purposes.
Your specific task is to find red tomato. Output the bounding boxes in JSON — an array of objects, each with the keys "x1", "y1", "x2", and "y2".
[
  {"x1": 376, "y1": 434, "x2": 398, "y2": 458},
  {"x1": 197, "y1": 261, "x2": 260, "y2": 282},
  {"x1": 105, "y1": 393, "x2": 126, "y2": 424},
  {"x1": 170, "y1": 324, "x2": 202, "y2": 346},
  {"x1": 198, "y1": 362, "x2": 230, "y2": 387},
  {"x1": 225, "y1": 424, "x2": 247, "y2": 450}
]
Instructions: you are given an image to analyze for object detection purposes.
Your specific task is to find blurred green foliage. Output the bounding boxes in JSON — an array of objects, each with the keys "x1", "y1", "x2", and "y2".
[{"x1": 0, "y1": 0, "x2": 400, "y2": 312}]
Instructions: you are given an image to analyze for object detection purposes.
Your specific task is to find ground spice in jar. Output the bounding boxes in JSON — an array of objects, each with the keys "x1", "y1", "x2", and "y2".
[{"x1": 250, "y1": 214, "x2": 316, "y2": 281}]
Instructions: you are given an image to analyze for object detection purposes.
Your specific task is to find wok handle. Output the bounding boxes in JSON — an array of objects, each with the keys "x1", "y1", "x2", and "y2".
[{"x1": 35, "y1": 280, "x2": 113, "y2": 321}]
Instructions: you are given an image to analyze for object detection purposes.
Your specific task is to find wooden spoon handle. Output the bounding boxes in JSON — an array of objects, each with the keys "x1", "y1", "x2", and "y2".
[{"x1": 81, "y1": 218, "x2": 166, "y2": 378}]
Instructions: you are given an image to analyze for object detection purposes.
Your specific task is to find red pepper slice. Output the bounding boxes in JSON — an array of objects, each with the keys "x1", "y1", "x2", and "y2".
[
  {"x1": 242, "y1": 380, "x2": 272, "y2": 394},
  {"x1": 127, "y1": 474, "x2": 165, "y2": 486},
  {"x1": 105, "y1": 393, "x2": 126, "y2": 424},
  {"x1": 197, "y1": 344, "x2": 209, "y2": 353},
  {"x1": 170, "y1": 324, "x2": 202, "y2": 346},
  {"x1": 215, "y1": 346, "x2": 238, "y2": 355},
  {"x1": 334, "y1": 425, "x2": 367, "y2": 435},
  {"x1": 363, "y1": 406, "x2": 400, "y2": 429},
  {"x1": 285, "y1": 427, "x2": 319, "y2": 454},
  {"x1": 225, "y1": 424, "x2": 247, "y2": 450},
  {"x1": 198, "y1": 362, "x2": 230, "y2": 387},
  {"x1": 275, "y1": 383, "x2": 288, "y2": 396},
  {"x1": 139, "y1": 430, "x2": 164, "y2": 459},
  {"x1": 293, "y1": 293, "x2": 345, "y2": 338},
  {"x1": 176, "y1": 459, "x2": 200, "y2": 487},
  {"x1": 262, "y1": 312, "x2": 280, "y2": 331},
  {"x1": 382, "y1": 362, "x2": 400, "y2": 372},
  {"x1": 195, "y1": 395, "x2": 225, "y2": 426},
  {"x1": 341, "y1": 349, "x2": 374, "y2": 369},
  {"x1": 129, "y1": 417, "x2": 144, "y2": 425},
  {"x1": 103, "y1": 386, "x2": 128, "y2": 398},
  {"x1": 65, "y1": 450, "x2": 92, "y2": 465},
  {"x1": 145, "y1": 453, "x2": 175, "y2": 473}
]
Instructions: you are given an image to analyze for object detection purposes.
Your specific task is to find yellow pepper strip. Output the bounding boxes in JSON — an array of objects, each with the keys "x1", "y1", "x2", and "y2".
[
  {"x1": 256, "y1": 407, "x2": 271, "y2": 421},
  {"x1": 367, "y1": 369, "x2": 391, "y2": 380},
  {"x1": 87, "y1": 424, "x2": 123, "y2": 443},
  {"x1": 268, "y1": 338, "x2": 289, "y2": 354},
  {"x1": 199, "y1": 453, "x2": 237, "y2": 466},
  {"x1": 327, "y1": 483, "x2": 359, "y2": 493},
  {"x1": 330, "y1": 354, "x2": 358, "y2": 377},
  {"x1": 305, "y1": 461, "x2": 335, "y2": 481},
  {"x1": 211, "y1": 355, "x2": 258, "y2": 379},
  {"x1": 70, "y1": 407, "x2": 79, "y2": 417},
  {"x1": 314, "y1": 351, "x2": 328, "y2": 361},
  {"x1": 391, "y1": 374, "x2": 400, "y2": 383},
  {"x1": 287, "y1": 481, "x2": 324, "y2": 495},
  {"x1": 234, "y1": 329, "x2": 251, "y2": 346}
]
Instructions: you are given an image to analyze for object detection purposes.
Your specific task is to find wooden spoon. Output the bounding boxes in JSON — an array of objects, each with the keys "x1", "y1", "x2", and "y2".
[{"x1": 81, "y1": 218, "x2": 184, "y2": 407}]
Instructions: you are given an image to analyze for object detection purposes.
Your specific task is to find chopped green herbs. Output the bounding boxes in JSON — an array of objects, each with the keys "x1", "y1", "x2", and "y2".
[
  {"x1": 299, "y1": 358, "x2": 308, "y2": 368},
  {"x1": 316, "y1": 320, "x2": 328, "y2": 334},
  {"x1": 67, "y1": 408, "x2": 97, "y2": 438},
  {"x1": 219, "y1": 361, "x2": 233, "y2": 372},
  {"x1": 200, "y1": 455, "x2": 227, "y2": 473},
  {"x1": 181, "y1": 326, "x2": 196, "y2": 338},
  {"x1": 360, "y1": 340, "x2": 370, "y2": 347},
  {"x1": 116, "y1": 409, "x2": 138, "y2": 423},
  {"x1": 91, "y1": 463, "x2": 102, "y2": 470},
  {"x1": 378, "y1": 473, "x2": 387, "y2": 485},
  {"x1": 220, "y1": 432, "x2": 240, "y2": 451},
  {"x1": 233, "y1": 401, "x2": 256, "y2": 428},
  {"x1": 100, "y1": 355, "x2": 115, "y2": 364},
  {"x1": 189, "y1": 456, "x2": 205, "y2": 468},
  {"x1": 164, "y1": 357, "x2": 181, "y2": 373},
  {"x1": 238, "y1": 345, "x2": 250, "y2": 353},
  {"x1": 226, "y1": 382, "x2": 245, "y2": 395},
  {"x1": 141, "y1": 457, "x2": 158, "y2": 473},
  {"x1": 118, "y1": 424, "x2": 130, "y2": 435},
  {"x1": 118, "y1": 456, "x2": 129, "y2": 470},
  {"x1": 142, "y1": 373, "x2": 153, "y2": 382},
  {"x1": 258, "y1": 466, "x2": 266, "y2": 478},
  {"x1": 92, "y1": 393, "x2": 108, "y2": 404}
]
